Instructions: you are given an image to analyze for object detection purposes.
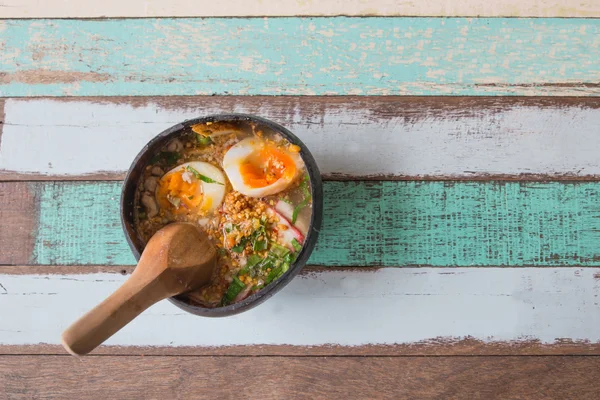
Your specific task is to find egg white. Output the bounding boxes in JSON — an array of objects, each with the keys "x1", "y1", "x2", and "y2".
[{"x1": 222, "y1": 138, "x2": 303, "y2": 198}]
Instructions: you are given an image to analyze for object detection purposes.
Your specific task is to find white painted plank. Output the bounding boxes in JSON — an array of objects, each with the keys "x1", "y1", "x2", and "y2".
[
  {"x1": 1, "y1": 0, "x2": 599, "y2": 18},
  {"x1": 1, "y1": 268, "x2": 599, "y2": 346},
  {"x1": 2, "y1": 98, "x2": 600, "y2": 178}
]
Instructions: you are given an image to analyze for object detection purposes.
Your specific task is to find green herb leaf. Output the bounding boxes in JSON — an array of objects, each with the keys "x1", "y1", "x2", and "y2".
[
  {"x1": 185, "y1": 166, "x2": 224, "y2": 185},
  {"x1": 231, "y1": 241, "x2": 246, "y2": 253}
]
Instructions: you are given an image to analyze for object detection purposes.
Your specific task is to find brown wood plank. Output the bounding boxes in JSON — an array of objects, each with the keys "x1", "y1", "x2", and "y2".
[
  {"x1": 1, "y1": 355, "x2": 599, "y2": 399},
  {"x1": 0, "y1": 182, "x2": 37, "y2": 265},
  {"x1": 3, "y1": 340, "x2": 600, "y2": 357}
]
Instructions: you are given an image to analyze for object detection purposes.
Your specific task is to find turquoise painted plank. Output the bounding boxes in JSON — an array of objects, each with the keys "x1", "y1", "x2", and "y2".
[
  {"x1": 31, "y1": 181, "x2": 600, "y2": 266},
  {"x1": 0, "y1": 18, "x2": 599, "y2": 96}
]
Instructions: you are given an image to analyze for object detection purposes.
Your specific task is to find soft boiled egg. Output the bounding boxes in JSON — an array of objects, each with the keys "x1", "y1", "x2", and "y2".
[
  {"x1": 222, "y1": 137, "x2": 304, "y2": 198},
  {"x1": 156, "y1": 161, "x2": 226, "y2": 215}
]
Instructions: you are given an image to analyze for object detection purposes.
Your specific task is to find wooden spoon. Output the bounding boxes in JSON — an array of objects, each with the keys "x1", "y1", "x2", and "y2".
[{"x1": 61, "y1": 222, "x2": 216, "y2": 356}]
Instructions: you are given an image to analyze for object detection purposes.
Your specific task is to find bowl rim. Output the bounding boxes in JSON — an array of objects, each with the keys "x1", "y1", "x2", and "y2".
[{"x1": 120, "y1": 113, "x2": 323, "y2": 317}]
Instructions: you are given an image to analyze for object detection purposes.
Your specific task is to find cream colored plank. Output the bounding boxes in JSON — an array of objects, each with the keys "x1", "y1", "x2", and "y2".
[{"x1": 1, "y1": 0, "x2": 599, "y2": 18}]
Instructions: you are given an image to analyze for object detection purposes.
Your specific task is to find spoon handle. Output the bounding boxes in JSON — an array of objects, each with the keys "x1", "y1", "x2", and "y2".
[{"x1": 61, "y1": 270, "x2": 173, "y2": 356}]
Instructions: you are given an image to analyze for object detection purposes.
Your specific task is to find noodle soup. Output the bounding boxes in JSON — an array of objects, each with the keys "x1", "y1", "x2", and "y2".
[{"x1": 134, "y1": 120, "x2": 312, "y2": 308}]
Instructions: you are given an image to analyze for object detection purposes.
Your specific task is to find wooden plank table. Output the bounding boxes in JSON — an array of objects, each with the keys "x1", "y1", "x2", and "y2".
[{"x1": 1, "y1": 2, "x2": 600, "y2": 399}]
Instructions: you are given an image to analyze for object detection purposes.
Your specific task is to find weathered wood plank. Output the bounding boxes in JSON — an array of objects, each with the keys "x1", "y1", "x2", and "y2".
[
  {"x1": 3, "y1": 97, "x2": 600, "y2": 180},
  {"x1": 0, "y1": 183, "x2": 38, "y2": 265},
  {"x1": 5, "y1": 181, "x2": 600, "y2": 266},
  {"x1": 6, "y1": 340, "x2": 600, "y2": 357},
  {"x1": 3, "y1": 356, "x2": 600, "y2": 400},
  {"x1": 1, "y1": 268, "x2": 599, "y2": 350},
  {"x1": 2, "y1": 0, "x2": 600, "y2": 18},
  {"x1": 1, "y1": 18, "x2": 599, "y2": 96}
]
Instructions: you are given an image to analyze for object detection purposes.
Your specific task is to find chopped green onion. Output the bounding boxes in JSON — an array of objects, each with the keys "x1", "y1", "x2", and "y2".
[
  {"x1": 292, "y1": 199, "x2": 308, "y2": 224},
  {"x1": 291, "y1": 175, "x2": 312, "y2": 223},
  {"x1": 265, "y1": 263, "x2": 288, "y2": 285},
  {"x1": 246, "y1": 254, "x2": 262, "y2": 268},
  {"x1": 284, "y1": 252, "x2": 297, "y2": 264},
  {"x1": 253, "y1": 240, "x2": 267, "y2": 251},
  {"x1": 270, "y1": 242, "x2": 290, "y2": 258},
  {"x1": 300, "y1": 174, "x2": 311, "y2": 197},
  {"x1": 223, "y1": 277, "x2": 246, "y2": 304},
  {"x1": 196, "y1": 134, "x2": 213, "y2": 146},
  {"x1": 265, "y1": 267, "x2": 281, "y2": 284},
  {"x1": 291, "y1": 238, "x2": 302, "y2": 252},
  {"x1": 260, "y1": 256, "x2": 275, "y2": 271},
  {"x1": 185, "y1": 166, "x2": 224, "y2": 185},
  {"x1": 217, "y1": 248, "x2": 228, "y2": 256}
]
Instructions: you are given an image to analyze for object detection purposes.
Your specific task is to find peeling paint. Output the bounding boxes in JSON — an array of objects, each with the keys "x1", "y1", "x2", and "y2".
[
  {"x1": 1, "y1": 268, "x2": 600, "y2": 346},
  {"x1": 0, "y1": 18, "x2": 599, "y2": 96},
  {"x1": 0, "y1": 70, "x2": 110, "y2": 85}
]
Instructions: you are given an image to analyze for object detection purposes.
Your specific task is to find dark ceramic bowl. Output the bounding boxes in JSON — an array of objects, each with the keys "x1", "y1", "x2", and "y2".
[{"x1": 120, "y1": 114, "x2": 322, "y2": 317}]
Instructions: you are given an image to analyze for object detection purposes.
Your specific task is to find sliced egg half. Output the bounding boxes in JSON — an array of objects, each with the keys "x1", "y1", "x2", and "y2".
[
  {"x1": 223, "y1": 138, "x2": 304, "y2": 197},
  {"x1": 156, "y1": 161, "x2": 226, "y2": 215}
]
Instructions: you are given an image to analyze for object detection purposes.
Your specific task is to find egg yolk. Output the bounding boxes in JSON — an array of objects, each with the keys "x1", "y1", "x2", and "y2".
[
  {"x1": 239, "y1": 146, "x2": 297, "y2": 188},
  {"x1": 156, "y1": 170, "x2": 203, "y2": 214}
]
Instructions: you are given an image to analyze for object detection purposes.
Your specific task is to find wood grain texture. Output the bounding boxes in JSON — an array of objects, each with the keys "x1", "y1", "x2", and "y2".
[
  {"x1": 1, "y1": 268, "x2": 599, "y2": 348},
  {"x1": 2, "y1": 0, "x2": 600, "y2": 18},
  {"x1": 4, "y1": 181, "x2": 600, "y2": 266},
  {"x1": 2, "y1": 356, "x2": 600, "y2": 400},
  {"x1": 1, "y1": 18, "x2": 600, "y2": 96},
  {"x1": 5, "y1": 340, "x2": 600, "y2": 357},
  {"x1": 0, "y1": 183, "x2": 38, "y2": 265},
  {"x1": 3, "y1": 97, "x2": 600, "y2": 180}
]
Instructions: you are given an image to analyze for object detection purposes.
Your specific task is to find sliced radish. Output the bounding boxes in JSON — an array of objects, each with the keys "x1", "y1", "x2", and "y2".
[
  {"x1": 275, "y1": 200, "x2": 309, "y2": 236},
  {"x1": 234, "y1": 285, "x2": 253, "y2": 303},
  {"x1": 267, "y1": 207, "x2": 304, "y2": 250}
]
